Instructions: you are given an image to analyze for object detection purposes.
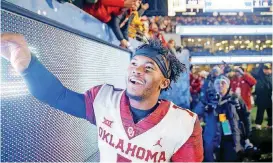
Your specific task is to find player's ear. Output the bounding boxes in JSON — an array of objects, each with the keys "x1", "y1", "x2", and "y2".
[{"x1": 160, "y1": 78, "x2": 170, "y2": 90}]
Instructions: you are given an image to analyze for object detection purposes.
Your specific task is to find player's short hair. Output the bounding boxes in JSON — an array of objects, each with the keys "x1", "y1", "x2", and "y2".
[{"x1": 135, "y1": 39, "x2": 185, "y2": 91}]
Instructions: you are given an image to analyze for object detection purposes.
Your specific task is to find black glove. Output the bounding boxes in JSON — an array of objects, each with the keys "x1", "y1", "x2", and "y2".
[
  {"x1": 175, "y1": 46, "x2": 182, "y2": 53},
  {"x1": 205, "y1": 103, "x2": 217, "y2": 112},
  {"x1": 229, "y1": 95, "x2": 240, "y2": 109}
]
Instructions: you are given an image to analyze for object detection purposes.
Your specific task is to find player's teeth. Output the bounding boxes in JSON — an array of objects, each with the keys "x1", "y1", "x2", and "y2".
[
  {"x1": 130, "y1": 78, "x2": 144, "y2": 85},
  {"x1": 135, "y1": 80, "x2": 143, "y2": 84}
]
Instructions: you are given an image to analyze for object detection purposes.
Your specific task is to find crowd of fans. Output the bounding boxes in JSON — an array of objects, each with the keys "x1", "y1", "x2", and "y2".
[
  {"x1": 190, "y1": 63, "x2": 272, "y2": 161},
  {"x1": 57, "y1": 0, "x2": 175, "y2": 48},
  {"x1": 176, "y1": 15, "x2": 272, "y2": 25},
  {"x1": 56, "y1": 0, "x2": 271, "y2": 50}
]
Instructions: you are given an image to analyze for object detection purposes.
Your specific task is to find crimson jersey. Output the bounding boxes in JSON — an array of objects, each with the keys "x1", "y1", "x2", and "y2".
[{"x1": 84, "y1": 84, "x2": 203, "y2": 162}]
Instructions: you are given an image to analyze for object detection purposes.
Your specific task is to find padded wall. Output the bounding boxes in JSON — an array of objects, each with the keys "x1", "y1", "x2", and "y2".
[{"x1": 1, "y1": 9, "x2": 130, "y2": 162}]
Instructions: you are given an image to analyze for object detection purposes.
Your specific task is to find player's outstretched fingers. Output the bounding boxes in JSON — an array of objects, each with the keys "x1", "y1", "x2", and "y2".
[{"x1": 1, "y1": 33, "x2": 31, "y2": 72}]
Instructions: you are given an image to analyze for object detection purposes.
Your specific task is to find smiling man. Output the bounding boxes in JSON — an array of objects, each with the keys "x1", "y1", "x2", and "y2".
[{"x1": 1, "y1": 33, "x2": 203, "y2": 162}]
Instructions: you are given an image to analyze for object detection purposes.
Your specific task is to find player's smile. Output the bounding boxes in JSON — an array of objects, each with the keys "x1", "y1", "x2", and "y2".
[
  {"x1": 129, "y1": 76, "x2": 145, "y2": 85},
  {"x1": 127, "y1": 75, "x2": 146, "y2": 93}
]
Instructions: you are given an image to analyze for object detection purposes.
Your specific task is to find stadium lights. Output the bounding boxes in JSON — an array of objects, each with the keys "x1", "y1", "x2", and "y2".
[
  {"x1": 176, "y1": 26, "x2": 272, "y2": 35},
  {"x1": 219, "y1": 12, "x2": 237, "y2": 16},
  {"x1": 245, "y1": 40, "x2": 250, "y2": 44},
  {"x1": 255, "y1": 45, "x2": 259, "y2": 48},
  {"x1": 256, "y1": 40, "x2": 261, "y2": 43},
  {"x1": 191, "y1": 55, "x2": 273, "y2": 64},
  {"x1": 263, "y1": 45, "x2": 267, "y2": 48},
  {"x1": 240, "y1": 45, "x2": 245, "y2": 48},
  {"x1": 260, "y1": 12, "x2": 272, "y2": 15},
  {"x1": 266, "y1": 40, "x2": 272, "y2": 44}
]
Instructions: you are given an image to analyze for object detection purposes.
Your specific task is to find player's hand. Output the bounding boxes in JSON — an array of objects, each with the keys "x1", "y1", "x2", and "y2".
[
  {"x1": 1, "y1": 33, "x2": 31, "y2": 73},
  {"x1": 120, "y1": 39, "x2": 129, "y2": 48},
  {"x1": 124, "y1": 0, "x2": 137, "y2": 8},
  {"x1": 141, "y1": 3, "x2": 149, "y2": 10}
]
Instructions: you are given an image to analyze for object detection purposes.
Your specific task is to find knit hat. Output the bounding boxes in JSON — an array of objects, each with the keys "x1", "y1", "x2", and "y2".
[
  {"x1": 211, "y1": 66, "x2": 222, "y2": 76},
  {"x1": 214, "y1": 75, "x2": 230, "y2": 86},
  {"x1": 235, "y1": 66, "x2": 244, "y2": 75},
  {"x1": 263, "y1": 63, "x2": 271, "y2": 70}
]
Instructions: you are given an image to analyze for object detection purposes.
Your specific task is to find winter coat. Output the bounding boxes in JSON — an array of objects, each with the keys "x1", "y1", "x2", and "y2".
[
  {"x1": 230, "y1": 73, "x2": 256, "y2": 110},
  {"x1": 190, "y1": 74, "x2": 202, "y2": 95},
  {"x1": 83, "y1": 0, "x2": 124, "y2": 23},
  {"x1": 251, "y1": 65, "x2": 272, "y2": 108}
]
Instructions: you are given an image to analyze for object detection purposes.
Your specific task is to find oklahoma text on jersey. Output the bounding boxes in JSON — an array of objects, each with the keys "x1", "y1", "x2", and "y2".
[{"x1": 99, "y1": 126, "x2": 167, "y2": 162}]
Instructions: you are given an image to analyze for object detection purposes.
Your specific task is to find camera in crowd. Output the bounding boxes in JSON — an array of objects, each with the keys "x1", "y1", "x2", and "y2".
[
  {"x1": 205, "y1": 89, "x2": 220, "y2": 112},
  {"x1": 228, "y1": 94, "x2": 241, "y2": 110}
]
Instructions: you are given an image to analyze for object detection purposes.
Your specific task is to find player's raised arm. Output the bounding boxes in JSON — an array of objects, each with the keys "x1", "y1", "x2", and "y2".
[{"x1": 1, "y1": 33, "x2": 86, "y2": 119}]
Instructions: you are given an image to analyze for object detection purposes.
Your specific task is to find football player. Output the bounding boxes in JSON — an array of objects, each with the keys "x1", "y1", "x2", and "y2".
[{"x1": 1, "y1": 33, "x2": 203, "y2": 162}]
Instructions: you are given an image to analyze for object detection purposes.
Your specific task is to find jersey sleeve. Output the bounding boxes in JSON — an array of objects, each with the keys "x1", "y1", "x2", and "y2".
[
  {"x1": 171, "y1": 118, "x2": 204, "y2": 162},
  {"x1": 84, "y1": 85, "x2": 103, "y2": 125}
]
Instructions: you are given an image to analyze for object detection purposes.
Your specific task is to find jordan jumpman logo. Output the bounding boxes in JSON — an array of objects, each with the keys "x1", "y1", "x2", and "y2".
[{"x1": 153, "y1": 138, "x2": 162, "y2": 147}]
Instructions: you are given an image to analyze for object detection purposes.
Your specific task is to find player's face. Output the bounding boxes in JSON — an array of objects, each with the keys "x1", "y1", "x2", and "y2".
[{"x1": 126, "y1": 55, "x2": 169, "y2": 101}]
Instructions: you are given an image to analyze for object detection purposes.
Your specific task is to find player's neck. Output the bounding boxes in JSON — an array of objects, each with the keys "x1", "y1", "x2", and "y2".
[{"x1": 129, "y1": 96, "x2": 159, "y2": 110}]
